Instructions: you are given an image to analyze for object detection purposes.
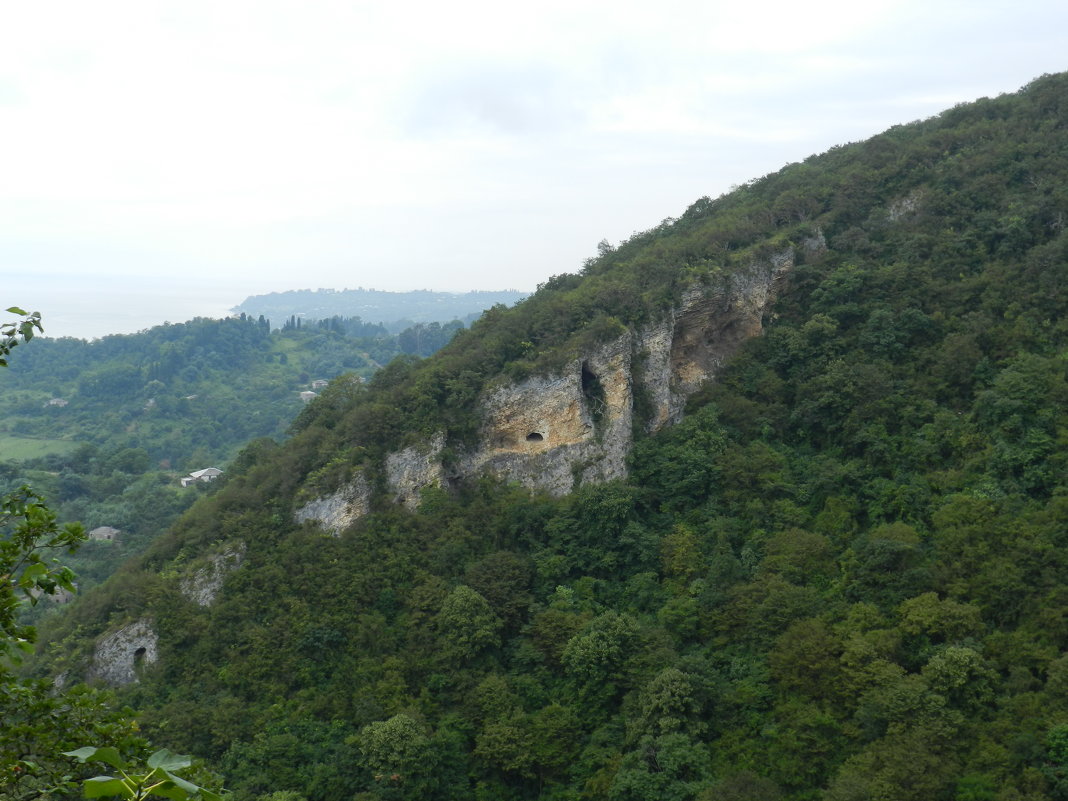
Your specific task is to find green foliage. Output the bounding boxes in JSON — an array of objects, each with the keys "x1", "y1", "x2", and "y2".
[
  {"x1": 1, "y1": 312, "x2": 222, "y2": 801},
  {"x1": 0, "y1": 307, "x2": 43, "y2": 368},
  {"x1": 64, "y1": 746, "x2": 222, "y2": 800},
  {"x1": 27, "y1": 72, "x2": 1068, "y2": 801},
  {"x1": 1, "y1": 486, "x2": 84, "y2": 663}
]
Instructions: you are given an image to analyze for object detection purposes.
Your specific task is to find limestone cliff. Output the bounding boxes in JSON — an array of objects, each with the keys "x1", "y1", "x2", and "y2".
[
  {"x1": 179, "y1": 543, "x2": 247, "y2": 607},
  {"x1": 379, "y1": 250, "x2": 792, "y2": 502},
  {"x1": 452, "y1": 250, "x2": 792, "y2": 495},
  {"x1": 87, "y1": 618, "x2": 158, "y2": 687},
  {"x1": 294, "y1": 474, "x2": 372, "y2": 535},
  {"x1": 288, "y1": 251, "x2": 791, "y2": 519},
  {"x1": 386, "y1": 433, "x2": 448, "y2": 509},
  {"x1": 457, "y1": 332, "x2": 635, "y2": 495}
]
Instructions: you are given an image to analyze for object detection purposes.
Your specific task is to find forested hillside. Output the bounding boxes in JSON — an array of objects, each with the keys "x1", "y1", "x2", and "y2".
[
  {"x1": 0, "y1": 314, "x2": 468, "y2": 599},
  {"x1": 30, "y1": 73, "x2": 1068, "y2": 800}
]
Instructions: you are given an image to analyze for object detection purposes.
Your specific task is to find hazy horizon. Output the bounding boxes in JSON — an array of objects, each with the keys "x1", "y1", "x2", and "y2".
[
  {"x1": 5, "y1": 1, "x2": 1067, "y2": 340},
  {"x1": 6, "y1": 275, "x2": 531, "y2": 340}
]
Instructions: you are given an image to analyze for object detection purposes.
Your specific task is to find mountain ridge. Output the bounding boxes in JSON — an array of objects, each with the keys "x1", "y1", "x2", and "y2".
[{"x1": 32, "y1": 72, "x2": 1068, "y2": 801}]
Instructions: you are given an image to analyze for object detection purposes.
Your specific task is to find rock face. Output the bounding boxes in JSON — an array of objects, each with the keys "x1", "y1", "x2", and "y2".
[
  {"x1": 387, "y1": 433, "x2": 447, "y2": 509},
  {"x1": 294, "y1": 475, "x2": 372, "y2": 536},
  {"x1": 458, "y1": 332, "x2": 635, "y2": 495},
  {"x1": 657, "y1": 251, "x2": 793, "y2": 426},
  {"x1": 419, "y1": 252, "x2": 792, "y2": 499},
  {"x1": 88, "y1": 618, "x2": 158, "y2": 687},
  {"x1": 887, "y1": 189, "x2": 924, "y2": 222},
  {"x1": 457, "y1": 252, "x2": 791, "y2": 495},
  {"x1": 314, "y1": 252, "x2": 792, "y2": 510},
  {"x1": 179, "y1": 543, "x2": 247, "y2": 607}
]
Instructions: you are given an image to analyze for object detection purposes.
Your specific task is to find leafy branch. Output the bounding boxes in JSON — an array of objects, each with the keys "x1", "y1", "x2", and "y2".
[
  {"x1": 64, "y1": 747, "x2": 223, "y2": 800},
  {"x1": 0, "y1": 307, "x2": 43, "y2": 367}
]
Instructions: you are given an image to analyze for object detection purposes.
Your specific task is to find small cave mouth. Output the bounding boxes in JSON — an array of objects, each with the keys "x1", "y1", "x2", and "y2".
[
  {"x1": 526, "y1": 432, "x2": 544, "y2": 442},
  {"x1": 133, "y1": 646, "x2": 147, "y2": 667}
]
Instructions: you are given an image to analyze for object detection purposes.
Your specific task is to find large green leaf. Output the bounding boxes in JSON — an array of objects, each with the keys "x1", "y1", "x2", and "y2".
[
  {"x1": 145, "y1": 779, "x2": 189, "y2": 800},
  {"x1": 147, "y1": 749, "x2": 192, "y2": 772},
  {"x1": 64, "y1": 746, "x2": 126, "y2": 770},
  {"x1": 161, "y1": 771, "x2": 199, "y2": 793},
  {"x1": 83, "y1": 775, "x2": 128, "y2": 798}
]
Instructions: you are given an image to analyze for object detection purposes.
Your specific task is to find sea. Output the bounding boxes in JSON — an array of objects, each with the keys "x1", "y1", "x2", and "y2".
[{"x1": 5, "y1": 274, "x2": 251, "y2": 341}]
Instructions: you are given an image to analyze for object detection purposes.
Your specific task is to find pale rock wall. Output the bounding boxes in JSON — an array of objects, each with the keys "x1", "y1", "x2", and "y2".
[
  {"x1": 294, "y1": 475, "x2": 371, "y2": 536},
  {"x1": 635, "y1": 317, "x2": 675, "y2": 432},
  {"x1": 887, "y1": 189, "x2": 924, "y2": 222},
  {"x1": 802, "y1": 227, "x2": 828, "y2": 258},
  {"x1": 88, "y1": 618, "x2": 158, "y2": 687},
  {"x1": 459, "y1": 333, "x2": 635, "y2": 496},
  {"x1": 308, "y1": 252, "x2": 792, "y2": 509},
  {"x1": 386, "y1": 433, "x2": 447, "y2": 509},
  {"x1": 448, "y1": 249, "x2": 791, "y2": 497},
  {"x1": 179, "y1": 543, "x2": 247, "y2": 607},
  {"x1": 640, "y1": 250, "x2": 793, "y2": 429}
]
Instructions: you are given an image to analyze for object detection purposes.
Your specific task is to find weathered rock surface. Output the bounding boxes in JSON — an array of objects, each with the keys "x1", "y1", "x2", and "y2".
[
  {"x1": 306, "y1": 252, "x2": 792, "y2": 512},
  {"x1": 179, "y1": 543, "x2": 247, "y2": 606},
  {"x1": 459, "y1": 333, "x2": 635, "y2": 496},
  {"x1": 887, "y1": 189, "x2": 924, "y2": 222},
  {"x1": 294, "y1": 475, "x2": 371, "y2": 536},
  {"x1": 658, "y1": 252, "x2": 793, "y2": 425},
  {"x1": 88, "y1": 618, "x2": 158, "y2": 687},
  {"x1": 386, "y1": 433, "x2": 447, "y2": 508}
]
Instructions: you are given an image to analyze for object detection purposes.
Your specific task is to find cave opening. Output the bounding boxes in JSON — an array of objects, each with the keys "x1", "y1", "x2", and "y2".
[{"x1": 526, "y1": 432, "x2": 544, "y2": 442}]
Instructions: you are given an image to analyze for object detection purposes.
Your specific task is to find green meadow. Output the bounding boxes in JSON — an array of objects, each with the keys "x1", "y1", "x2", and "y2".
[{"x1": 0, "y1": 434, "x2": 81, "y2": 461}]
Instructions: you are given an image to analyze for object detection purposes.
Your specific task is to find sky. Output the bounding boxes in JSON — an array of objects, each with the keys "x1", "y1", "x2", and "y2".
[{"x1": 2, "y1": 0, "x2": 1067, "y2": 339}]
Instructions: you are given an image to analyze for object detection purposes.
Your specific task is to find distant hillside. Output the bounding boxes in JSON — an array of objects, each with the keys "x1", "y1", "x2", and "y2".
[
  {"x1": 233, "y1": 287, "x2": 528, "y2": 332},
  {"x1": 0, "y1": 314, "x2": 464, "y2": 598}
]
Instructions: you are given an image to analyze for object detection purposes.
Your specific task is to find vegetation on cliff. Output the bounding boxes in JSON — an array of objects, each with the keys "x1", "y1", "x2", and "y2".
[
  {"x1": 1, "y1": 314, "x2": 472, "y2": 601},
  {"x1": 28, "y1": 73, "x2": 1068, "y2": 800}
]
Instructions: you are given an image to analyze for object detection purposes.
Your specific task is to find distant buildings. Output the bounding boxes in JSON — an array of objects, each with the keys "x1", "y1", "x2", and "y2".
[
  {"x1": 46, "y1": 398, "x2": 68, "y2": 407},
  {"x1": 299, "y1": 391, "x2": 318, "y2": 403},
  {"x1": 180, "y1": 467, "x2": 223, "y2": 488}
]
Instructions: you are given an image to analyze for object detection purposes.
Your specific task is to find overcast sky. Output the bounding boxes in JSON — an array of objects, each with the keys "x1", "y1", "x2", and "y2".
[{"x1": 3, "y1": 0, "x2": 1067, "y2": 338}]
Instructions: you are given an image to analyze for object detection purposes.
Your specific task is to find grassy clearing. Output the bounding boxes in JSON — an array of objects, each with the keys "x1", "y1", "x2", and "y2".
[{"x1": 0, "y1": 435, "x2": 81, "y2": 461}]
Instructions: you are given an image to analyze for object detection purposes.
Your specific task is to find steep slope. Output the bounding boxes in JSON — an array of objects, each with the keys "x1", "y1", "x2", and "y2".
[{"x1": 35, "y1": 73, "x2": 1068, "y2": 801}]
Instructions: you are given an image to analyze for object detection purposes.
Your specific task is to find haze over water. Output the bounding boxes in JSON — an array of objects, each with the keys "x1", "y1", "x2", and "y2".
[{"x1": 6, "y1": 273, "x2": 245, "y2": 340}]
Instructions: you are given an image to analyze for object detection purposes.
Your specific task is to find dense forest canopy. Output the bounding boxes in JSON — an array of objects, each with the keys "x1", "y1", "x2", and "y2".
[
  {"x1": 0, "y1": 313, "x2": 470, "y2": 603},
  {"x1": 17, "y1": 73, "x2": 1068, "y2": 801}
]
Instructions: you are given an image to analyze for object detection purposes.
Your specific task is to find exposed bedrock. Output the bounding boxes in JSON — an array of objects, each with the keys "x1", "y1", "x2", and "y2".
[{"x1": 294, "y1": 252, "x2": 791, "y2": 516}]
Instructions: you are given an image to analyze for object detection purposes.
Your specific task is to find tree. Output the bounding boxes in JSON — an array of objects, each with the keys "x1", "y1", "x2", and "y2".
[
  {"x1": 1, "y1": 308, "x2": 221, "y2": 800},
  {"x1": 1, "y1": 309, "x2": 99, "y2": 797},
  {"x1": 0, "y1": 307, "x2": 42, "y2": 367},
  {"x1": 354, "y1": 714, "x2": 439, "y2": 799},
  {"x1": 433, "y1": 585, "x2": 502, "y2": 663},
  {"x1": 64, "y1": 747, "x2": 222, "y2": 801},
  {"x1": 1, "y1": 486, "x2": 84, "y2": 664}
]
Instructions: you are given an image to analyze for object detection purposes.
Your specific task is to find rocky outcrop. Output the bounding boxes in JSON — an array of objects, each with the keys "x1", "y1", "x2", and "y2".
[
  {"x1": 415, "y1": 251, "x2": 791, "y2": 499},
  {"x1": 654, "y1": 252, "x2": 792, "y2": 426},
  {"x1": 886, "y1": 189, "x2": 924, "y2": 222},
  {"x1": 294, "y1": 475, "x2": 371, "y2": 536},
  {"x1": 386, "y1": 433, "x2": 447, "y2": 509},
  {"x1": 179, "y1": 543, "x2": 246, "y2": 607},
  {"x1": 302, "y1": 251, "x2": 792, "y2": 511},
  {"x1": 459, "y1": 333, "x2": 635, "y2": 495},
  {"x1": 88, "y1": 618, "x2": 158, "y2": 687}
]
